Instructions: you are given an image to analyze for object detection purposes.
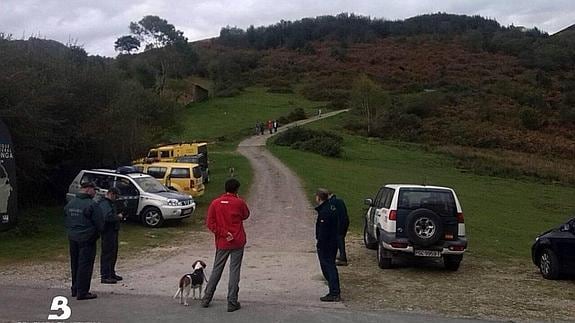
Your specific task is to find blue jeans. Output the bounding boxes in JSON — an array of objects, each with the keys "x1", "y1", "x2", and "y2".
[{"x1": 317, "y1": 245, "x2": 340, "y2": 296}]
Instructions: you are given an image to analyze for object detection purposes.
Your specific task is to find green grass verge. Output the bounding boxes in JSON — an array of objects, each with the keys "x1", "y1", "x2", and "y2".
[
  {"x1": 175, "y1": 87, "x2": 324, "y2": 145},
  {"x1": 268, "y1": 113, "x2": 575, "y2": 261},
  {"x1": 0, "y1": 151, "x2": 251, "y2": 264}
]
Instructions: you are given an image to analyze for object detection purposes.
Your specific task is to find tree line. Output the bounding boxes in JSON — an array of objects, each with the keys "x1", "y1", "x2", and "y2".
[
  {"x1": 217, "y1": 12, "x2": 573, "y2": 71},
  {"x1": 0, "y1": 35, "x2": 186, "y2": 205}
]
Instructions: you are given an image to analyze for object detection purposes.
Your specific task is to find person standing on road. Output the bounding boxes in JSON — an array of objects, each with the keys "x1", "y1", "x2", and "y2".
[
  {"x1": 202, "y1": 178, "x2": 250, "y2": 312},
  {"x1": 329, "y1": 192, "x2": 349, "y2": 266},
  {"x1": 267, "y1": 120, "x2": 273, "y2": 134},
  {"x1": 273, "y1": 120, "x2": 279, "y2": 133},
  {"x1": 98, "y1": 187, "x2": 124, "y2": 284},
  {"x1": 259, "y1": 121, "x2": 265, "y2": 135},
  {"x1": 64, "y1": 182, "x2": 103, "y2": 300},
  {"x1": 314, "y1": 188, "x2": 341, "y2": 302}
]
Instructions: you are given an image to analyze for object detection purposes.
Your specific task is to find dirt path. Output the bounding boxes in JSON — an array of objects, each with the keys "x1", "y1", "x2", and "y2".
[
  {"x1": 3, "y1": 109, "x2": 575, "y2": 321},
  {"x1": 0, "y1": 110, "x2": 349, "y2": 308}
]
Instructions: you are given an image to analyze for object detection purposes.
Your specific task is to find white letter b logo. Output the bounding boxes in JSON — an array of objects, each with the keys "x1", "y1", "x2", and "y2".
[{"x1": 48, "y1": 296, "x2": 71, "y2": 320}]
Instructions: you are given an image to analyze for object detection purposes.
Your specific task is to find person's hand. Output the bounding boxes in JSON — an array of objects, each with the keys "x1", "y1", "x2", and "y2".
[
  {"x1": 226, "y1": 232, "x2": 234, "y2": 242},
  {"x1": 117, "y1": 213, "x2": 125, "y2": 220}
]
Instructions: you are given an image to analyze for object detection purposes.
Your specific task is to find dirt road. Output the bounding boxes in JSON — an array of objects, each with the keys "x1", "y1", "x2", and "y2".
[
  {"x1": 3, "y1": 109, "x2": 571, "y2": 322},
  {"x1": 0, "y1": 110, "x2": 350, "y2": 309}
]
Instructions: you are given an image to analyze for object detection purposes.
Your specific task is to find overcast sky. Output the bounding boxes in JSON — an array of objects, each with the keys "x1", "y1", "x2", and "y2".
[{"x1": 1, "y1": 0, "x2": 573, "y2": 57}]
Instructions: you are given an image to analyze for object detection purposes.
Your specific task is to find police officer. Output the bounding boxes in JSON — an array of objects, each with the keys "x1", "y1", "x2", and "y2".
[
  {"x1": 64, "y1": 181, "x2": 103, "y2": 300},
  {"x1": 314, "y1": 188, "x2": 341, "y2": 302},
  {"x1": 99, "y1": 187, "x2": 124, "y2": 284},
  {"x1": 329, "y1": 192, "x2": 349, "y2": 266}
]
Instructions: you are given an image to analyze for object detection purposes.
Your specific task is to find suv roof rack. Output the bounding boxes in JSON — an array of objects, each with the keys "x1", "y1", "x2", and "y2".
[{"x1": 116, "y1": 166, "x2": 141, "y2": 175}]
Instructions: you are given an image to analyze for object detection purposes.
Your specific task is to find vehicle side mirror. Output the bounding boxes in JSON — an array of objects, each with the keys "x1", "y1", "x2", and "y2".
[
  {"x1": 364, "y1": 198, "x2": 373, "y2": 206},
  {"x1": 560, "y1": 223, "x2": 571, "y2": 232}
]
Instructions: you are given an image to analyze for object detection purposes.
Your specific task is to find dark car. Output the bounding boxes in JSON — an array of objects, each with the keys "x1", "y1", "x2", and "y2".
[{"x1": 531, "y1": 217, "x2": 575, "y2": 279}]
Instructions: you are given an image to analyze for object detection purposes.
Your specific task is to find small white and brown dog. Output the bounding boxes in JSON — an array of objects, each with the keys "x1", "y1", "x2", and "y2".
[{"x1": 173, "y1": 260, "x2": 208, "y2": 306}]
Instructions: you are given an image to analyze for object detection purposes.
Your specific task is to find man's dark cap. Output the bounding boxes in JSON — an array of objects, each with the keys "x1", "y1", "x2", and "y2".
[
  {"x1": 80, "y1": 181, "x2": 97, "y2": 189},
  {"x1": 108, "y1": 187, "x2": 121, "y2": 195}
]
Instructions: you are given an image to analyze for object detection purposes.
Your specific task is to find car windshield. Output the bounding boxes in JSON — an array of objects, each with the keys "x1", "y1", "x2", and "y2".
[{"x1": 134, "y1": 177, "x2": 169, "y2": 193}]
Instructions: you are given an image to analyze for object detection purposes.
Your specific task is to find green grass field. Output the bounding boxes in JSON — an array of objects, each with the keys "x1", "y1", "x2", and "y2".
[
  {"x1": 175, "y1": 87, "x2": 324, "y2": 145},
  {"x1": 268, "y1": 113, "x2": 575, "y2": 261}
]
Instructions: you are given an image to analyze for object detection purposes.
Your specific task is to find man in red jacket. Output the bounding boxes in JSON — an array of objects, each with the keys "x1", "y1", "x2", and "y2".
[{"x1": 201, "y1": 178, "x2": 250, "y2": 312}]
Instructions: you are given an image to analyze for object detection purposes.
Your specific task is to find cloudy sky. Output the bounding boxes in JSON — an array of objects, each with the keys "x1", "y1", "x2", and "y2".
[{"x1": 1, "y1": 0, "x2": 573, "y2": 57}]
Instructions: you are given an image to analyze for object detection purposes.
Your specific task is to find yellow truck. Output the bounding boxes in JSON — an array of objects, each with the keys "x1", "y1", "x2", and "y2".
[
  {"x1": 134, "y1": 142, "x2": 209, "y2": 182},
  {"x1": 134, "y1": 162, "x2": 205, "y2": 198}
]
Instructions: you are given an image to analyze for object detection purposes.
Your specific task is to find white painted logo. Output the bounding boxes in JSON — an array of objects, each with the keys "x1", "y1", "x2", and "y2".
[{"x1": 48, "y1": 296, "x2": 71, "y2": 320}]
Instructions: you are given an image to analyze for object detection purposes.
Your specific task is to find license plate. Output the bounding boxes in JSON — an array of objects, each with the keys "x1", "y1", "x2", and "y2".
[
  {"x1": 182, "y1": 208, "x2": 192, "y2": 215},
  {"x1": 414, "y1": 249, "x2": 441, "y2": 257}
]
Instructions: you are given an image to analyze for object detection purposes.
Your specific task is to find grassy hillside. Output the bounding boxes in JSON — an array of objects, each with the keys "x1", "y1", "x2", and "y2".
[
  {"x1": 175, "y1": 87, "x2": 324, "y2": 146},
  {"x1": 268, "y1": 112, "x2": 575, "y2": 261}
]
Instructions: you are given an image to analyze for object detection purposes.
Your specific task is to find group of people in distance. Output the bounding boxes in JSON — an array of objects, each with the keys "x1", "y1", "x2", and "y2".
[
  {"x1": 64, "y1": 178, "x2": 349, "y2": 310},
  {"x1": 255, "y1": 120, "x2": 279, "y2": 135}
]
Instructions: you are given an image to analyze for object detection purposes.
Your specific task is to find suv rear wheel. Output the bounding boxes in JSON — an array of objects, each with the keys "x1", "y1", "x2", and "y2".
[
  {"x1": 406, "y1": 209, "x2": 444, "y2": 247},
  {"x1": 363, "y1": 218, "x2": 377, "y2": 250},
  {"x1": 141, "y1": 207, "x2": 164, "y2": 228},
  {"x1": 539, "y1": 248, "x2": 560, "y2": 280}
]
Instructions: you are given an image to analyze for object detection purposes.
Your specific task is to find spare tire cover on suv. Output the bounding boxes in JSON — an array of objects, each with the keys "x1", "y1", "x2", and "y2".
[{"x1": 406, "y1": 208, "x2": 444, "y2": 247}]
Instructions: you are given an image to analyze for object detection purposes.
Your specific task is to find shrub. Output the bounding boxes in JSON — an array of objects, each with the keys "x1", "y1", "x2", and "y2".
[
  {"x1": 278, "y1": 107, "x2": 307, "y2": 124},
  {"x1": 273, "y1": 127, "x2": 343, "y2": 157},
  {"x1": 297, "y1": 137, "x2": 343, "y2": 157},
  {"x1": 274, "y1": 127, "x2": 317, "y2": 146},
  {"x1": 520, "y1": 107, "x2": 543, "y2": 130}
]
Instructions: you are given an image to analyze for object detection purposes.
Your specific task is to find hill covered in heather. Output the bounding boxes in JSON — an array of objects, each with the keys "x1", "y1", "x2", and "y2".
[{"x1": 188, "y1": 14, "x2": 573, "y2": 166}]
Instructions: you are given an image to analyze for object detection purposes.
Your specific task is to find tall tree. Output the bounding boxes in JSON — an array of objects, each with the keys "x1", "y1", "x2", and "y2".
[
  {"x1": 114, "y1": 35, "x2": 140, "y2": 54},
  {"x1": 128, "y1": 15, "x2": 187, "y2": 50},
  {"x1": 349, "y1": 75, "x2": 388, "y2": 136}
]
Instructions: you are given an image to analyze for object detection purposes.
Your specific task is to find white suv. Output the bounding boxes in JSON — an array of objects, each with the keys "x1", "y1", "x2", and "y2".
[
  {"x1": 67, "y1": 168, "x2": 196, "y2": 228},
  {"x1": 363, "y1": 184, "x2": 467, "y2": 271}
]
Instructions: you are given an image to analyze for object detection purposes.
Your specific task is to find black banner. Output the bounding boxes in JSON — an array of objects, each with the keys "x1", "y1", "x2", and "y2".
[{"x1": 0, "y1": 119, "x2": 17, "y2": 231}]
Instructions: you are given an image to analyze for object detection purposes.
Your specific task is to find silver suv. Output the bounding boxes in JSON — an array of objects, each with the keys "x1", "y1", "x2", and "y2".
[
  {"x1": 363, "y1": 184, "x2": 467, "y2": 271},
  {"x1": 67, "y1": 169, "x2": 196, "y2": 228}
]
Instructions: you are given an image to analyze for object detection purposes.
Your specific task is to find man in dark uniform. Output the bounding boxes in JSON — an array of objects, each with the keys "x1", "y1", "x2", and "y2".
[
  {"x1": 329, "y1": 192, "x2": 349, "y2": 266},
  {"x1": 98, "y1": 187, "x2": 124, "y2": 284},
  {"x1": 64, "y1": 182, "x2": 103, "y2": 300},
  {"x1": 314, "y1": 188, "x2": 341, "y2": 302}
]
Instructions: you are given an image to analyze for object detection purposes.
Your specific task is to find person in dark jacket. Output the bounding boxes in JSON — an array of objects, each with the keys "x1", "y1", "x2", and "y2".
[
  {"x1": 64, "y1": 182, "x2": 103, "y2": 300},
  {"x1": 259, "y1": 122, "x2": 265, "y2": 135},
  {"x1": 201, "y1": 178, "x2": 250, "y2": 312},
  {"x1": 315, "y1": 188, "x2": 341, "y2": 302},
  {"x1": 98, "y1": 187, "x2": 124, "y2": 284},
  {"x1": 329, "y1": 193, "x2": 349, "y2": 266}
]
